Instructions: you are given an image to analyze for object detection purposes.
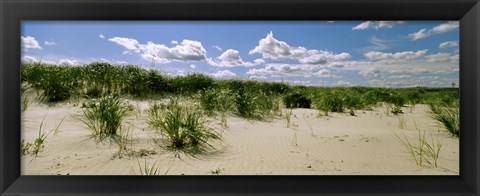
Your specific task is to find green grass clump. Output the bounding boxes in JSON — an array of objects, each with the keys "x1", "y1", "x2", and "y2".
[
  {"x1": 428, "y1": 101, "x2": 459, "y2": 137},
  {"x1": 81, "y1": 95, "x2": 131, "y2": 142},
  {"x1": 234, "y1": 86, "x2": 257, "y2": 118},
  {"x1": 315, "y1": 90, "x2": 344, "y2": 116},
  {"x1": 343, "y1": 93, "x2": 365, "y2": 116},
  {"x1": 199, "y1": 88, "x2": 219, "y2": 116},
  {"x1": 148, "y1": 99, "x2": 220, "y2": 151},
  {"x1": 198, "y1": 89, "x2": 235, "y2": 127}
]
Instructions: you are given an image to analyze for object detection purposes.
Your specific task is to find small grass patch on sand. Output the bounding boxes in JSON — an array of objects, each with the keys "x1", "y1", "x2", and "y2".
[
  {"x1": 148, "y1": 99, "x2": 221, "y2": 153},
  {"x1": 393, "y1": 129, "x2": 443, "y2": 168},
  {"x1": 81, "y1": 95, "x2": 131, "y2": 143}
]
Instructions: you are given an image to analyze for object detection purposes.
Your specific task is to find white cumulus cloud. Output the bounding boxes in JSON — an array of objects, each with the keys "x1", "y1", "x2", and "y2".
[
  {"x1": 108, "y1": 37, "x2": 140, "y2": 51},
  {"x1": 109, "y1": 36, "x2": 208, "y2": 64},
  {"x1": 209, "y1": 49, "x2": 261, "y2": 67},
  {"x1": 299, "y1": 50, "x2": 351, "y2": 64},
  {"x1": 21, "y1": 36, "x2": 42, "y2": 50},
  {"x1": 249, "y1": 31, "x2": 306, "y2": 60}
]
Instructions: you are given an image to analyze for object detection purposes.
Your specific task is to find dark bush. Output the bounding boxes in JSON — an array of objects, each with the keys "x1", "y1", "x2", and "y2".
[{"x1": 283, "y1": 92, "x2": 311, "y2": 108}]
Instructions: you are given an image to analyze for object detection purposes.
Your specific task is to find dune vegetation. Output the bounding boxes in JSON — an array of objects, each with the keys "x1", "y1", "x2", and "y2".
[{"x1": 21, "y1": 62, "x2": 460, "y2": 173}]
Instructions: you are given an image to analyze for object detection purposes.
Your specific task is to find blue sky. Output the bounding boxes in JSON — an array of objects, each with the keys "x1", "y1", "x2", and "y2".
[{"x1": 21, "y1": 21, "x2": 459, "y2": 87}]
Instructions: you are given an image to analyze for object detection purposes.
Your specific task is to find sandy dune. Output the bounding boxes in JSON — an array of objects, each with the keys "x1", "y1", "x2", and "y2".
[{"x1": 21, "y1": 98, "x2": 459, "y2": 175}]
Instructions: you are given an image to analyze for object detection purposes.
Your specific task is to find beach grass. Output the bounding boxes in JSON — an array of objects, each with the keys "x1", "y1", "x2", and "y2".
[
  {"x1": 148, "y1": 99, "x2": 220, "y2": 151},
  {"x1": 428, "y1": 101, "x2": 459, "y2": 137},
  {"x1": 81, "y1": 95, "x2": 131, "y2": 142}
]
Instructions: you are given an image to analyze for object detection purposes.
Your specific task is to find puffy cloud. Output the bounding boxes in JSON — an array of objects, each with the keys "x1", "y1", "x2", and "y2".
[
  {"x1": 21, "y1": 36, "x2": 42, "y2": 50},
  {"x1": 138, "y1": 40, "x2": 207, "y2": 63},
  {"x1": 409, "y1": 21, "x2": 459, "y2": 40},
  {"x1": 299, "y1": 50, "x2": 351, "y2": 64},
  {"x1": 352, "y1": 21, "x2": 405, "y2": 30},
  {"x1": 210, "y1": 70, "x2": 237, "y2": 79},
  {"x1": 249, "y1": 31, "x2": 351, "y2": 66},
  {"x1": 98, "y1": 34, "x2": 105, "y2": 39},
  {"x1": 216, "y1": 49, "x2": 251, "y2": 67},
  {"x1": 249, "y1": 31, "x2": 306, "y2": 59},
  {"x1": 425, "y1": 52, "x2": 459, "y2": 63},
  {"x1": 364, "y1": 50, "x2": 428, "y2": 61},
  {"x1": 44, "y1": 41, "x2": 56, "y2": 46},
  {"x1": 209, "y1": 49, "x2": 261, "y2": 67},
  {"x1": 108, "y1": 37, "x2": 140, "y2": 50},
  {"x1": 190, "y1": 64, "x2": 196, "y2": 69},
  {"x1": 109, "y1": 37, "x2": 208, "y2": 64},
  {"x1": 171, "y1": 40, "x2": 178, "y2": 45},
  {"x1": 439, "y1": 41, "x2": 458, "y2": 49}
]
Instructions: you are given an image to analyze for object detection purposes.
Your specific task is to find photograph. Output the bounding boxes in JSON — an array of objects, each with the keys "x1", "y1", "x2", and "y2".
[{"x1": 20, "y1": 21, "x2": 459, "y2": 175}]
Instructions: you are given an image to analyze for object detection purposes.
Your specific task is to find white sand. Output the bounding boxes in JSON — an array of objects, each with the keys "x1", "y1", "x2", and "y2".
[{"x1": 21, "y1": 97, "x2": 459, "y2": 175}]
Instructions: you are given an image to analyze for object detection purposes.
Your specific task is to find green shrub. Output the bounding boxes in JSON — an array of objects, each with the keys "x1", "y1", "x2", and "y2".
[{"x1": 283, "y1": 92, "x2": 311, "y2": 108}]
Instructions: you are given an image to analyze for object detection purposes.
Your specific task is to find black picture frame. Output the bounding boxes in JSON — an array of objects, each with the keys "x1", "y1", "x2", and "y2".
[{"x1": 1, "y1": 0, "x2": 479, "y2": 195}]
